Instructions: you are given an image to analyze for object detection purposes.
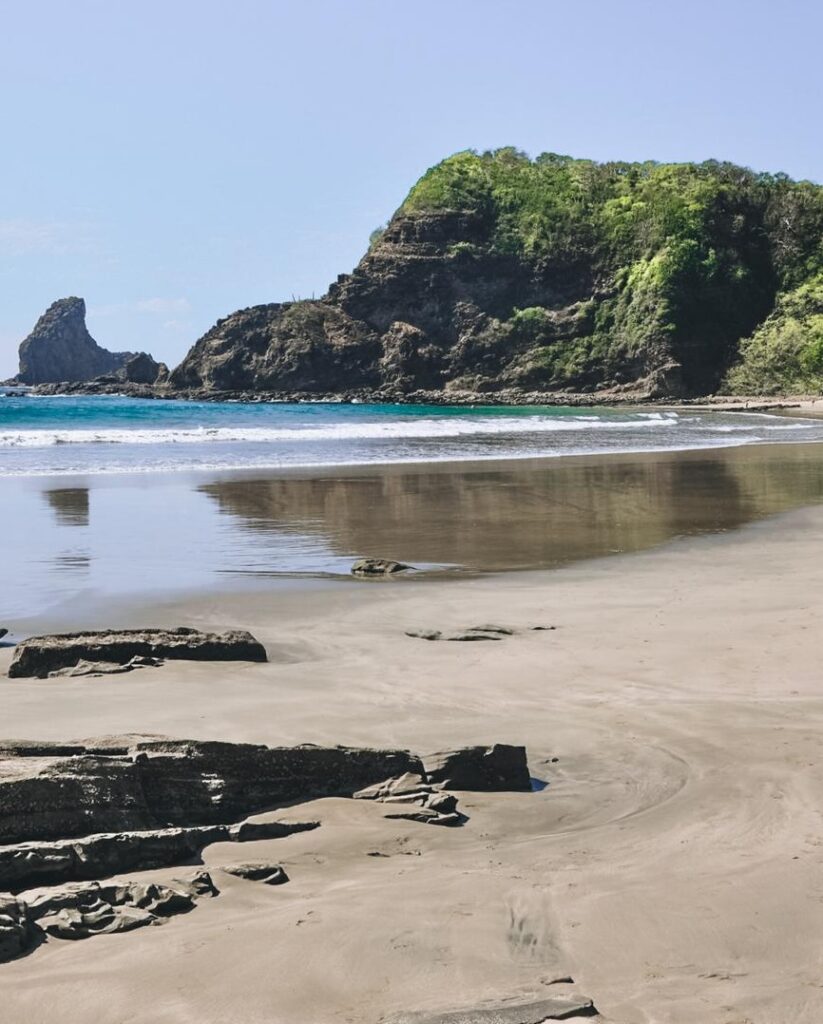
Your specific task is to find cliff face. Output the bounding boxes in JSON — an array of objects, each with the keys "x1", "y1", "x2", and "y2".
[
  {"x1": 170, "y1": 151, "x2": 823, "y2": 398},
  {"x1": 16, "y1": 297, "x2": 137, "y2": 385}
]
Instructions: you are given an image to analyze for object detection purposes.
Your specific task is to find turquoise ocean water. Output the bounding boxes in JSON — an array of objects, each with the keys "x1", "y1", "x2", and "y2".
[{"x1": 2, "y1": 395, "x2": 823, "y2": 476}]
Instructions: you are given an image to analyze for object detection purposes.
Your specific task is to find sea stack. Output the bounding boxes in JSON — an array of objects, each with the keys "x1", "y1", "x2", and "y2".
[{"x1": 16, "y1": 297, "x2": 136, "y2": 385}]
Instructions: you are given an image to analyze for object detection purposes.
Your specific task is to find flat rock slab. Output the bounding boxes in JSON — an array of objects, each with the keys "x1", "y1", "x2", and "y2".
[
  {"x1": 383, "y1": 995, "x2": 598, "y2": 1022},
  {"x1": 8, "y1": 627, "x2": 268, "y2": 679}
]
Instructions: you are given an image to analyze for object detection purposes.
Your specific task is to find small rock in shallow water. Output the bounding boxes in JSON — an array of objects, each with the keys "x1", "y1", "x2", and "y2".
[{"x1": 351, "y1": 558, "x2": 411, "y2": 577}]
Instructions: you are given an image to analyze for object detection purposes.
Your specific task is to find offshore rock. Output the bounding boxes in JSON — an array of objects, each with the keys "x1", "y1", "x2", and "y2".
[
  {"x1": 8, "y1": 627, "x2": 268, "y2": 678},
  {"x1": 16, "y1": 297, "x2": 138, "y2": 385}
]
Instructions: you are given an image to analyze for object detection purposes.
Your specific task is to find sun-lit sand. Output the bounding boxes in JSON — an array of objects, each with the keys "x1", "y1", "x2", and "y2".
[{"x1": 2, "y1": 492, "x2": 823, "y2": 1022}]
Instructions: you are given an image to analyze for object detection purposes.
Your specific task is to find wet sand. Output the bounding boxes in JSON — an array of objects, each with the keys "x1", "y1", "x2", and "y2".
[{"x1": 2, "y1": 491, "x2": 823, "y2": 1021}]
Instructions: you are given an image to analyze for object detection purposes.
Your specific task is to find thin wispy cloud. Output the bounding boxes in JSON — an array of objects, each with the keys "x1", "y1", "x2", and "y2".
[{"x1": 0, "y1": 219, "x2": 101, "y2": 257}]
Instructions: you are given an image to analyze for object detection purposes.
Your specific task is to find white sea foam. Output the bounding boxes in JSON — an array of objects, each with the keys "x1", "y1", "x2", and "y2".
[{"x1": 0, "y1": 412, "x2": 695, "y2": 449}]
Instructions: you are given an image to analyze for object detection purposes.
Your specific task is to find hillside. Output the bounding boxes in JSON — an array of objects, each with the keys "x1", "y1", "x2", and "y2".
[{"x1": 171, "y1": 150, "x2": 823, "y2": 398}]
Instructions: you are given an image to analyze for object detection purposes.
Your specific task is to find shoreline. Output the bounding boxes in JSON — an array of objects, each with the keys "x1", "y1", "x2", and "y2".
[{"x1": 4, "y1": 437, "x2": 823, "y2": 639}]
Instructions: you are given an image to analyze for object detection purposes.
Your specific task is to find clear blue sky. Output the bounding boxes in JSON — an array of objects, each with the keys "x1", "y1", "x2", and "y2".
[{"x1": 1, "y1": 0, "x2": 820, "y2": 378}]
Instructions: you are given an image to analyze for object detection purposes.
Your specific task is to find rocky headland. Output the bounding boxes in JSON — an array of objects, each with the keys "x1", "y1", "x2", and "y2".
[
  {"x1": 166, "y1": 152, "x2": 823, "y2": 401},
  {"x1": 15, "y1": 152, "x2": 823, "y2": 402}
]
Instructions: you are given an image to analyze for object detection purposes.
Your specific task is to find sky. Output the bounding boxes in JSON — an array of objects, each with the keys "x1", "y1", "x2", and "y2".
[{"x1": 1, "y1": 0, "x2": 821, "y2": 379}]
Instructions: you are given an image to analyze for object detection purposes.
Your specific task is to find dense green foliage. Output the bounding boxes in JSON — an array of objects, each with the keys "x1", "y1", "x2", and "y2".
[{"x1": 400, "y1": 149, "x2": 823, "y2": 393}]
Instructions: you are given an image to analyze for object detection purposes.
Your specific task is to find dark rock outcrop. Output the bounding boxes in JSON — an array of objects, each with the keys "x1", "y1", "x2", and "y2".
[
  {"x1": 16, "y1": 298, "x2": 138, "y2": 385},
  {"x1": 0, "y1": 736, "x2": 424, "y2": 847},
  {"x1": 120, "y1": 352, "x2": 166, "y2": 385},
  {"x1": 0, "y1": 896, "x2": 37, "y2": 962},
  {"x1": 423, "y1": 745, "x2": 531, "y2": 792},
  {"x1": 0, "y1": 827, "x2": 228, "y2": 892},
  {"x1": 351, "y1": 558, "x2": 412, "y2": 577},
  {"x1": 8, "y1": 627, "x2": 268, "y2": 678}
]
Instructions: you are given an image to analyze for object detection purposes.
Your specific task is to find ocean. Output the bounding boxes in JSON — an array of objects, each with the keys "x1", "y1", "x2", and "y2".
[{"x1": 2, "y1": 395, "x2": 823, "y2": 476}]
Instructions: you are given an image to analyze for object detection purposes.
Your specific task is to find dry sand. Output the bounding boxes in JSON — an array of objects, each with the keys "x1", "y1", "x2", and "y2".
[{"x1": 2, "y1": 502, "x2": 823, "y2": 1022}]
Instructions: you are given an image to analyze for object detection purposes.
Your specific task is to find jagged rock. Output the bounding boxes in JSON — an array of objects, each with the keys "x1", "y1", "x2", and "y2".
[
  {"x1": 169, "y1": 301, "x2": 380, "y2": 392},
  {"x1": 120, "y1": 352, "x2": 164, "y2": 385},
  {"x1": 424, "y1": 745, "x2": 531, "y2": 792},
  {"x1": 382, "y1": 994, "x2": 599, "y2": 1022},
  {"x1": 8, "y1": 627, "x2": 268, "y2": 678},
  {"x1": 221, "y1": 863, "x2": 289, "y2": 885},
  {"x1": 355, "y1": 773, "x2": 463, "y2": 826},
  {"x1": 0, "y1": 736, "x2": 424, "y2": 846},
  {"x1": 0, "y1": 896, "x2": 37, "y2": 962},
  {"x1": 353, "y1": 772, "x2": 429, "y2": 801},
  {"x1": 378, "y1": 321, "x2": 444, "y2": 392},
  {"x1": 351, "y1": 558, "x2": 412, "y2": 577},
  {"x1": 15, "y1": 297, "x2": 138, "y2": 385},
  {"x1": 425, "y1": 792, "x2": 458, "y2": 815},
  {"x1": 26, "y1": 871, "x2": 216, "y2": 941}
]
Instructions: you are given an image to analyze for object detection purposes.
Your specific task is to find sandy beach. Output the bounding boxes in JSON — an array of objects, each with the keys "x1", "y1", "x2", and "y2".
[{"x1": 2, "y1": 479, "x2": 823, "y2": 1022}]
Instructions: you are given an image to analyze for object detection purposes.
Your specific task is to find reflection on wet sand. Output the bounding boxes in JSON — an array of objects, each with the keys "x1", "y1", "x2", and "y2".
[
  {"x1": 44, "y1": 488, "x2": 90, "y2": 528},
  {"x1": 199, "y1": 445, "x2": 823, "y2": 573}
]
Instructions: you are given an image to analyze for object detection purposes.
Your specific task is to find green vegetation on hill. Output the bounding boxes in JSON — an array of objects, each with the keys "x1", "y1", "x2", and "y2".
[{"x1": 401, "y1": 149, "x2": 823, "y2": 394}]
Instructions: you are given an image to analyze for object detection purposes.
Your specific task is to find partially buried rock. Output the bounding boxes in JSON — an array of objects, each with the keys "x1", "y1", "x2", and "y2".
[
  {"x1": 8, "y1": 627, "x2": 268, "y2": 679},
  {"x1": 405, "y1": 625, "x2": 514, "y2": 642},
  {"x1": 351, "y1": 558, "x2": 411, "y2": 577},
  {"x1": 424, "y1": 744, "x2": 531, "y2": 792},
  {"x1": 221, "y1": 863, "x2": 289, "y2": 885},
  {"x1": 23, "y1": 871, "x2": 217, "y2": 944}
]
